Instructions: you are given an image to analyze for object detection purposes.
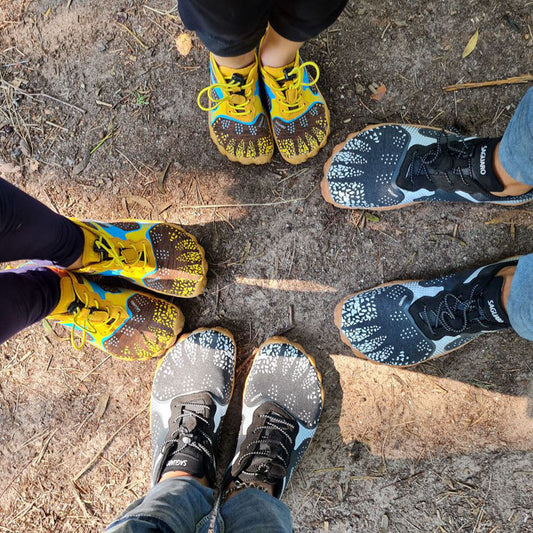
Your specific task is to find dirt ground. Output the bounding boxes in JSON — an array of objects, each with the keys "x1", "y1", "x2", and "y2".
[{"x1": 1, "y1": 0, "x2": 532, "y2": 531}]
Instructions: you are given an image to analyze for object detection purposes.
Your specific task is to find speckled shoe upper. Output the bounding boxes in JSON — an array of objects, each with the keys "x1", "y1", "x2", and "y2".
[
  {"x1": 336, "y1": 258, "x2": 517, "y2": 366},
  {"x1": 323, "y1": 124, "x2": 533, "y2": 210},
  {"x1": 47, "y1": 268, "x2": 183, "y2": 360},
  {"x1": 199, "y1": 53, "x2": 274, "y2": 165},
  {"x1": 261, "y1": 52, "x2": 330, "y2": 165},
  {"x1": 223, "y1": 337, "x2": 323, "y2": 499},
  {"x1": 72, "y1": 219, "x2": 207, "y2": 298},
  {"x1": 151, "y1": 328, "x2": 236, "y2": 485}
]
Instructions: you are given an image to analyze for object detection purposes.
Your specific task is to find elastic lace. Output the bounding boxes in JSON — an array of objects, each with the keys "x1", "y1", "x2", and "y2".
[
  {"x1": 238, "y1": 412, "x2": 295, "y2": 475},
  {"x1": 418, "y1": 283, "x2": 490, "y2": 336},
  {"x1": 70, "y1": 294, "x2": 116, "y2": 350},
  {"x1": 93, "y1": 233, "x2": 148, "y2": 272},
  {"x1": 197, "y1": 75, "x2": 256, "y2": 113},
  {"x1": 269, "y1": 61, "x2": 320, "y2": 114},
  {"x1": 406, "y1": 129, "x2": 474, "y2": 187},
  {"x1": 164, "y1": 403, "x2": 214, "y2": 463}
]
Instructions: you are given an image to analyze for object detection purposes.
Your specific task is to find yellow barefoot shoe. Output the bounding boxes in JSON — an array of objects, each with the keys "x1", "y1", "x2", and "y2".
[
  {"x1": 261, "y1": 52, "x2": 330, "y2": 165},
  {"x1": 47, "y1": 268, "x2": 184, "y2": 360},
  {"x1": 71, "y1": 219, "x2": 208, "y2": 298},
  {"x1": 197, "y1": 53, "x2": 274, "y2": 165}
]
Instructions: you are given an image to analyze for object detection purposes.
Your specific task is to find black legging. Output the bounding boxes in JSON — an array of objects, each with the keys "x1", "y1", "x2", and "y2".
[{"x1": 0, "y1": 178, "x2": 84, "y2": 344}]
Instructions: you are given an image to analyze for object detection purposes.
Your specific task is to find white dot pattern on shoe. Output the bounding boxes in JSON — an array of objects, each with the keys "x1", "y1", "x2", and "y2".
[
  {"x1": 340, "y1": 283, "x2": 436, "y2": 365},
  {"x1": 325, "y1": 125, "x2": 417, "y2": 208},
  {"x1": 337, "y1": 258, "x2": 518, "y2": 366},
  {"x1": 150, "y1": 329, "x2": 236, "y2": 483},
  {"x1": 244, "y1": 342, "x2": 322, "y2": 429}
]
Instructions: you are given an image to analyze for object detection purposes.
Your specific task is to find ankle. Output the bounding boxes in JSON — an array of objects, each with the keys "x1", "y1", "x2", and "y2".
[
  {"x1": 223, "y1": 480, "x2": 274, "y2": 501},
  {"x1": 497, "y1": 265, "x2": 516, "y2": 313},
  {"x1": 492, "y1": 143, "x2": 532, "y2": 197},
  {"x1": 159, "y1": 471, "x2": 210, "y2": 487},
  {"x1": 213, "y1": 51, "x2": 255, "y2": 70},
  {"x1": 259, "y1": 27, "x2": 301, "y2": 68}
]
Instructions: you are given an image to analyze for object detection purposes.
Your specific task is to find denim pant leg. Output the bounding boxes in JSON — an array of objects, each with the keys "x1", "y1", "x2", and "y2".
[
  {"x1": 507, "y1": 253, "x2": 533, "y2": 341},
  {"x1": 218, "y1": 488, "x2": 293, "y2": 533},
  {"x1": 499, "y1": 87, "x2": 533, "y2": 185},
  {"x1": 106, "y1": 478, "x2": 214, "y2": 533}
]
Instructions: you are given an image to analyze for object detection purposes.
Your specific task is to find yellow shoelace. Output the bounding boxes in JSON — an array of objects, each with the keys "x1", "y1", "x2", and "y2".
[
  {"x1": 269, "y1": 61, "x2": 320, "y2": 114},
  {"x1": 197, "y1": 76, "x2": 256, "y2": 113},
  {"x1": 94, "y1": 234, "x2": 148, "y2": 273},
  {"x1": 70, "y1": 294, "x2": 117, "y2": 350}
]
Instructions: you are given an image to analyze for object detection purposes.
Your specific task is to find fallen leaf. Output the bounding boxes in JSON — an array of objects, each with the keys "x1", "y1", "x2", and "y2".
[
  {"x1": 73, "y1": 151, "x2": 91, "y2": 175},
  {"x1": 19, "y1": 138, "x2": 31, "y2": 157},
  {"x1": 364, "y1": 212, "x2": 380, "y2": 222},
  {"x1": 158, "y1": 161, "x2": 171, "y2": 193},
  {"x1": 485, "y1": 210, "x2": 533, "y2": 226},
  {"x1": 125, "y1": 195, "x2": 153, "y2": 212},
  {"x1": 0, "y1": 161, "x2": 21, "y2": 175},
  {"x1": 175, "y1": 33, "x2": 193, "y2": 56},
  {"x1": 370, "y1": 84, "x2": 387, "y2": 102},
  {"x1": 93, "y1": 394, "x2": 110, "y2": 424},
  {"x1": 462, "y1": 29, "x2": 479, "y2": 58}
]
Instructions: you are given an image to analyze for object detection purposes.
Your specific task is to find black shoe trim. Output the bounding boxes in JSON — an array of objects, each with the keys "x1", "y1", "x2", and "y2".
[{"x1": 155, "y1": 391, "x2": 217, "y2": 484}]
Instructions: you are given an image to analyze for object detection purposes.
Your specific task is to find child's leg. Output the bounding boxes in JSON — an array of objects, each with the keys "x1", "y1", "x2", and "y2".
[
  {"x1": 183, "y1": 0, "x2": 274, "y2": 165},
  {"x1": 0, "y1": 265, "x2": 61, "y2": 344},
  {"x1": 0, "y1": 178, "x2": 83, "y2": 266},
  {"x1": 262, "y1": 0, "x2": 348, "y2": 66}
]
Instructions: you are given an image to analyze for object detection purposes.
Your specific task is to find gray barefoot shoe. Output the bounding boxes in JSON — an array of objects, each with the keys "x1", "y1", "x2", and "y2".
[
  {"x1": 335, "y1": 258, "x2": 517, "y2": 366},
  {"x1": 223, "y1": 337, "x2": 323, "y2": 499},
  {"x1": 151, "y1": 327, "x2": 236, "y2": 486},
  {"x1": 322, "y1": 124, "x2": 533, "y2": 210}
]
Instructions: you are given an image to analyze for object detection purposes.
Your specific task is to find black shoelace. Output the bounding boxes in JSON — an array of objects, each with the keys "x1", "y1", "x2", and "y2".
[
  {"x1": 164, "y1": 403, "x2": 214, "y2": 463},
  {"x1": 406, "y1": 129, "x2": 475, "y2": 188},
  {"x1": 238, "y1": 412, "x2": 296, "y2": 481},
  {"x1": 418, "y1": 283, "x2": 491, "y2": 336}
]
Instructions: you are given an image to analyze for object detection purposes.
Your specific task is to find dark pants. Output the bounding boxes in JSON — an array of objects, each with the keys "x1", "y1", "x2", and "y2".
[
  {"x1": 0, "y1": 178, "x2": 84, "y2": 343},
  {"x1": 178, "y1": 0, "x2": 348, "y2": 56}
]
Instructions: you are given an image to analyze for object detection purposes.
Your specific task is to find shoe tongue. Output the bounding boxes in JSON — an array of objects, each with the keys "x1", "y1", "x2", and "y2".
[
  {"x1": 262, "y1": 62, "x2": 295, "y2": 83},
  {"x1": 159, "y1": 402, "x2": 212, "y2": 481},
  {"x1": 470, "y1": 138, "x2": 503, "y2": 192},
  {"x1": 219, "y1": 62, "x2": 253, "y2": 82},
  {"x1": 80, "y1": 228, "x2": 103, "y2": 266},
  {"x1": 480, "y1": 275, "x2": 510, "y2": 326},
  {"x1": 161, "y1": 443, "x2": 207, "y2": 480},
  {"x1": 246, "y1": 455, "x2": 286, "y2": 482}
]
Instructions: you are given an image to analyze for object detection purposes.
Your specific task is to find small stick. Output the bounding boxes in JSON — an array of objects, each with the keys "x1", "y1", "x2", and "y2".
[
  {"x1": 45, "y1": 120, "x2": 68, "y2": 132},
  {"x1": 443, "y1": 74, "x2": 533, "y2": 92},
  {"x1": 73, "y1": 402, "x2": 148, "y2": 481},
  {"x1": 80, "y1": 354, "x2": 111, "y2": 382},
  {"x1": 0, "y1": 80, "x2": 86, "y2": 113},
  {"x1": 180, "y1": 197, "x2": 307, "y2": 209},
  {"x1": 117, "y1": 22, "x2": 149, "y2": 49}
]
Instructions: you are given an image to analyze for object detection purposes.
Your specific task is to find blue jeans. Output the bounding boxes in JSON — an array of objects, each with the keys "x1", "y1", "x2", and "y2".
[
  {"x1": 508, "y1": 253, "x2": 533, "y2": 341},
  {"x1": 499, "y1": 87, "x2": 533, "y2": 185},
  {"x1": 106, "y1": 477, "x2": 293, "y2": 533}
]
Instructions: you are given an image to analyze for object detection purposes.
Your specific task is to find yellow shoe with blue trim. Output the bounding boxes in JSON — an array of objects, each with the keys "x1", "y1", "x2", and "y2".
[
  {"x1": 197, "y1": 53, "x2": 274, "y2": 165},
  {"x1": 47, "y1": 268, "x2": 184, "y2": 360},
  {"x1": 71, "y1": 219, "x2": 207, "y2": 298},
  {"x1": 260, "y1": 52, "x2": 330, "y2": 165}
]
